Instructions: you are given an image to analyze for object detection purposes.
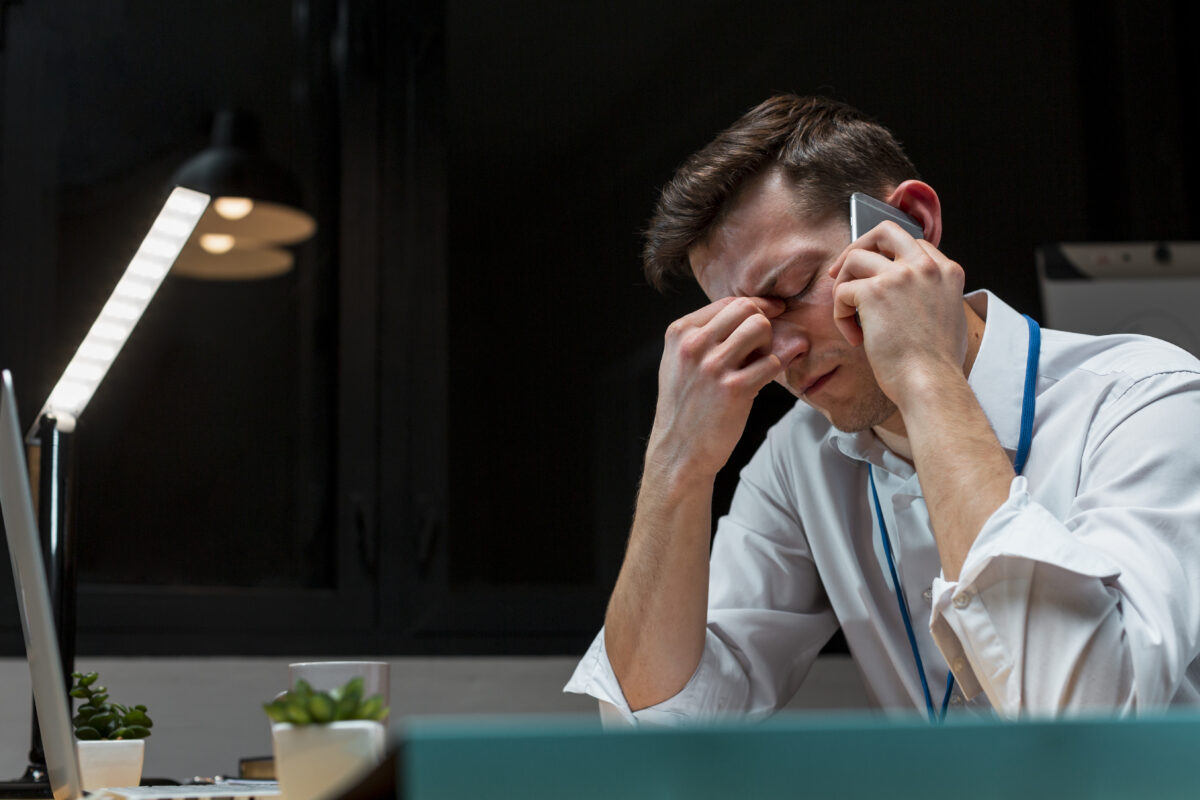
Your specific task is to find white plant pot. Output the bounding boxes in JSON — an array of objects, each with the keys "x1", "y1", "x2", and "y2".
[
  {"x1": 76, "y1": 739, "x2": 145, "y2": 791},
  {"x1": 271, "y1": 721, "x2": 386, "y2": 800}
]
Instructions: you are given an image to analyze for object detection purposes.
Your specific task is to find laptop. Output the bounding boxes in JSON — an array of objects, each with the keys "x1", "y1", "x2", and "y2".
[{"x1": 1, "y1": 369, "x2": 277, "y2": 800}]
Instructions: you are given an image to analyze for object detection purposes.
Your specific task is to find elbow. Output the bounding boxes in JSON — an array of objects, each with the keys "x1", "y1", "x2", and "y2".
[{"x1": 1011, "y1": 624, "x2": 1179, "y2": 718}]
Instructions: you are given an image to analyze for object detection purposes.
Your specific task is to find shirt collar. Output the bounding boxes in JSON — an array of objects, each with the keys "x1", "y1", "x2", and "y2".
[
  {"x1": 963, "y1": 289, "x2": 1032, "y2": 455},
  {"x1": 824, "y1": 290, "x2": 1033, "y2": 470}
]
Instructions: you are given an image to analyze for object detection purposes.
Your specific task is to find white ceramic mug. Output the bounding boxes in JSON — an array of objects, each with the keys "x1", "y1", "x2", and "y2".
[{"x1": 287, "y1": 660, "x2": 390, "y2": 707}]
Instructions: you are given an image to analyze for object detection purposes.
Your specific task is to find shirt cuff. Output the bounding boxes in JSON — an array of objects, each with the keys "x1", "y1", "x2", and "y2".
[
  {"x1": 958, "y1": 476, "x2": 1122, "y2": 587},
  {"x1": 563, "y1": 628, "x2": 637, "y2": 724},
  {"x1": 929, "y1": 475, "x2": 1123, "y2": 710},
  {"x1": 563, "y1": 627, "x2": 751, "y2": 726}
]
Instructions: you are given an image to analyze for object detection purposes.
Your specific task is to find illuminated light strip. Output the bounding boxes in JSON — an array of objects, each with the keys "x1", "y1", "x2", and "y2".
[{"x1": 35, "y1": 187, "x2": 210, "y2": 432}]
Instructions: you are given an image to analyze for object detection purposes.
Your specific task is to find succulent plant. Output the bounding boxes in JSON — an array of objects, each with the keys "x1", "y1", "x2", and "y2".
[
  {"x1": 70, "y1": 671, "x2": 153, "y2": 740},
  {"x1": 263, "y1": 676, "x2": 388, "y2": 725}
]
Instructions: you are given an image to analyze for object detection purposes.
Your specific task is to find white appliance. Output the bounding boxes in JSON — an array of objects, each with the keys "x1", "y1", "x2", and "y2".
[{"x1": 1036, "y1": 242, "x2": 1200, "y2": 356}]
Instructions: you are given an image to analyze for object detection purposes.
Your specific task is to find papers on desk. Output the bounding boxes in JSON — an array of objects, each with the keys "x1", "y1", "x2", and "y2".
[{"x1": 90, "y1": 781, "x2": 279, "y2": 800}]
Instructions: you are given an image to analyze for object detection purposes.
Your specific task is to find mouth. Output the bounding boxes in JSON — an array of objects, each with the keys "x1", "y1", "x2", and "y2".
[{"x1": 799, "y1": 367, "x2": 837, "y2": 397}]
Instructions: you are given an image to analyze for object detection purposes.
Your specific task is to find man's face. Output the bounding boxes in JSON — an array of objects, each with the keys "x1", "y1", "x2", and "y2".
[{"x1": 688, "y1": 170, "x2": 900, "y2": 434}]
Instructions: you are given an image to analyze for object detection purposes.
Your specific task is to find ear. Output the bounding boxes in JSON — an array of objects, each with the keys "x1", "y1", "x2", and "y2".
[{"x1": 885, "y1": 180, "x2": 942, "y2": 248}]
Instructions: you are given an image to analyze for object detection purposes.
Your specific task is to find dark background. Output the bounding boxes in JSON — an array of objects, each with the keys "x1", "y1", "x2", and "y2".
[{"x1": 0, "y1": 0, "x2": 1196, "y2": 655}]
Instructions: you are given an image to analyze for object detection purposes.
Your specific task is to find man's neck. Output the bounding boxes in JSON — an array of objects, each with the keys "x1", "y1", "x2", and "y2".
[{"x1": 871, "y1": 299, "x2": 986, "y2": 462}]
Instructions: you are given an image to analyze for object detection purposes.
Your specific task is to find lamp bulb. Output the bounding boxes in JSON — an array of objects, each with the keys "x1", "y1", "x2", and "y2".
[
  {"x1": 199, "y1": 233, "x2": 236, "y2": 254},
  {"x1": 214, "y1": 197, "x2": 255, "y2": 220}
]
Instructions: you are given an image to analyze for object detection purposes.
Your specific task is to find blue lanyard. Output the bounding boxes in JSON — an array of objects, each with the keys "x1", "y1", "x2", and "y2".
[{"x1": 868, "y1": 314, "x2": 1040, "y2": 722}]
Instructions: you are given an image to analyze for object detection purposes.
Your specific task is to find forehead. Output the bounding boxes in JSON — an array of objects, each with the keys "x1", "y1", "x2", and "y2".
[{"x1": 688, "y1": 170, "x2": 848, "y2": 299}]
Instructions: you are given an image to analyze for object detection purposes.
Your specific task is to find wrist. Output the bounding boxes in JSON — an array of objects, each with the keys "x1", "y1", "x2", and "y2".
[
  {"x1": 890, "y1": 360, "x2": 969, "y2": 421},
  {"x1": 642, "y1": 439, "x2": 719, "y2": 500}
]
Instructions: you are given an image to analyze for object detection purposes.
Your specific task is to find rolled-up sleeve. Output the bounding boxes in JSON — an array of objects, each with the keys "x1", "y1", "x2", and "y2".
[
  {"x1": 930, "y1": 376, "x2": 1200, "y2": 717},
  {"x1": 565, "y1": 420, "x2": 839, "y2": 724},
  {"x1": 562, "y1": 624, "x2": 779, "y2": 727}
]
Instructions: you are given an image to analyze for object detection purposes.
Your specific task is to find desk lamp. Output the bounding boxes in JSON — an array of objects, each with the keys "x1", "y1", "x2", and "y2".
[
  {"x1": 8, "y1": 111, "x2": 315, "y2": 793},
  {"x1": 9, "y1": 187, "x2": 210, "y2": 790},
  {"x1": 169, "y1": 109, "x2": 316, "y2": 280}
]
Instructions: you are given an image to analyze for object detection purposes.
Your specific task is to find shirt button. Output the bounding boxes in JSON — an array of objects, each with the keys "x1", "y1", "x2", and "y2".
[
  {"x1": 953, "y1": 592, "x2": 973, "y2": 609},
  {"x1": 951, "y1": 657, "x2": 967, "y2": 674},
  {"x1": 921, "y1": 587, "x2": 933, "y2": 605},
  {"x1": 949, "y1": 695, "x2": 965, "y2": 707}
]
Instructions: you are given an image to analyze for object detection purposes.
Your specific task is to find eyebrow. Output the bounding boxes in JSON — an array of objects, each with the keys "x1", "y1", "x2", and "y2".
[{"x1": 740, "y1": 255, "x2": 810, "y2": 298}]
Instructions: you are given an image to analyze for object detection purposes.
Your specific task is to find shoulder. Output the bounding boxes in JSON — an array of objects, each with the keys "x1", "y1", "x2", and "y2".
[
  {"x1": 1040, "y1": 328, "x2": 1200, "y2": 394},
  {"x1": 1036, "y1": 329, "x2": 1200, "y2": 453}
]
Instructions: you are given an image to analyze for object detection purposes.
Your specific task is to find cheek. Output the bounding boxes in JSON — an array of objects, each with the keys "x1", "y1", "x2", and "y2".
[{"x1": 802, "y1": 274, "x2": 837, "y2": 307}]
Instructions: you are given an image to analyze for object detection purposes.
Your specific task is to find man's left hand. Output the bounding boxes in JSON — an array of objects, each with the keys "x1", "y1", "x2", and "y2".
[{"x1": 827, "y1": 220, "x2": 969, "y2": 407}]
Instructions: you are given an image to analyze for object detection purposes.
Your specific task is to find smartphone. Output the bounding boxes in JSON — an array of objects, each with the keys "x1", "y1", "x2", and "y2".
[{"x1": 849, "y1": 192, "x2": 924, "y2": 241}]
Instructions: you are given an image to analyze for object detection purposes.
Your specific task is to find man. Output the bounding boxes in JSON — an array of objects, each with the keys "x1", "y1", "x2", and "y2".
[{"x1": 565, "y1": 94, "x2": 1200, "y2": 723}]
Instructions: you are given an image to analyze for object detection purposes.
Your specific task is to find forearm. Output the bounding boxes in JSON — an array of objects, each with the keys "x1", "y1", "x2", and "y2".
[
  {"x1": 601, "y1": 295, "x2": 783, "y2": 711},
  {"x1": 604, "y1": 451, "x2": 715, "y2": 710},
  {"x1": 932, "y1": 536, "x2": 1134, "y2": 716},
  {"x1": 900, "y1": 369, "x2": 1013, "y2": 581}
]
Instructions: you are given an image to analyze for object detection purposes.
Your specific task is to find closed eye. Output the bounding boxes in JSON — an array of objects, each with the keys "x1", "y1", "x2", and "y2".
[{"x1": 781, "y1": 272, "x2": 817, "y2": 306}]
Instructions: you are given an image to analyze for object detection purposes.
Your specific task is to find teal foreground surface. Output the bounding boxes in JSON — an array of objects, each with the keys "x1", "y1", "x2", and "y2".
[{"x1": 399, "y1": 710, "x2": 1200, "y2": 799}]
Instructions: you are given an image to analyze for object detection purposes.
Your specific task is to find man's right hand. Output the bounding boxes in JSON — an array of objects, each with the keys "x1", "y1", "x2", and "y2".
[
  {"x1": 647, "y1": 295, "x2": 785, "y2": 482},
  {"x1": 604, "y1": 295, "x2": 782, "y2": 712}
]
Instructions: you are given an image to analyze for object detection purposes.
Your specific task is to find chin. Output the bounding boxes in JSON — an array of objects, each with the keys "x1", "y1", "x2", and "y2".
[
  {"x1": 823, "y1": 392, "x2": 897, "y2": 434},
  {"x1": 782, "y1": 369, "x2": 897, "y2": 433}
]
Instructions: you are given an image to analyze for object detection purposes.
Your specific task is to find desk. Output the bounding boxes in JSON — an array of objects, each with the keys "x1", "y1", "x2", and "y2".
[{"x1": 399, "y1": 711, "x2": 1200, "y2": 799}]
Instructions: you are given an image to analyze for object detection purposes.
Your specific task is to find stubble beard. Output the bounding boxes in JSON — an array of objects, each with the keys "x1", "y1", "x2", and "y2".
[
  {"x1": 825, "y1": 383, "x2": 897, "y2": 433},
  {"x1": 782, "y1": 366, "x2": 898, "y2": 434}
]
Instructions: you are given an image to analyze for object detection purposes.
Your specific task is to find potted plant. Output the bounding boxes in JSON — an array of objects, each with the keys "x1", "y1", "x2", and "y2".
[
  {"x1": 264, "y1": 677, "x2": 388, "y2": 800},
  {"x1": 69, "y1": 671, "x2": 153, "y2": 790}
]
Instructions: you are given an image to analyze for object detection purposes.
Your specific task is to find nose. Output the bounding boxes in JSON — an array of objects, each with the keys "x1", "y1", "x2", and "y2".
[{"x1": 768, "y1": 316, "x2": 809, "y2": 368}]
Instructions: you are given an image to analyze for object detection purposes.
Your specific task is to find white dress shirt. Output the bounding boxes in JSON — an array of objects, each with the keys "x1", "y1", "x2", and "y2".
[{"x1": 565, "y1": 291, "x2": 1200, "y2": 724}]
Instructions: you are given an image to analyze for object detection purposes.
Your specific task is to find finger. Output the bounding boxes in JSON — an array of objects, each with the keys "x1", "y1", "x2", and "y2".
[
  {"x1": 699, "y1": 296, "x2": 784, "y2": 348},
  {"x1": 729, "y1": 349, "x2": 783, "y2": 393},
  {"x1": 680, "y1": 296, "x2": 783, "y2": 337},
  {"x1": 830, "y1": 220, "x2": 925, "y2": 280},
  {"x1": 830, "y1": 280, "x2": 865, "y2": 348},
  {"x1": 750, "y1": 296, "x2": 785, "y2": 318},
  {"x1": 830, "y1": 235, "x2": 897, "y2": 281},
  {"x1": 855, "y1": 219, "x2": 927, "y2": 258},
  {"x1": 913, "y1": 238, "x2": 950, "y2": 263},
  {"x1": 831, "y1": 247, "x2": 893, "y2": 283},
  {"x1": 829, "y1": 249, "x2": 893, "y2": 326},
  {"x1": 712, "y1": 310, "x2": 775, "y2": 371},
  {"x1": 678, "y1": 295, "x2": 744, "y2": 329}
]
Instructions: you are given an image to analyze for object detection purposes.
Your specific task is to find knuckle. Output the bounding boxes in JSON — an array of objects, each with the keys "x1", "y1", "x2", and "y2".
[
  {"x1": 699, "y1": 351, "x2": 724, "y2": 377},
  {"x1": 914, "y1": 255, "x2": 939, "y2": 277},
  {"x1": 676, "y1": 330, "x2": 706, "y2": 361},
  {"x1": 720, "y1": 371, "x2": 748, "y2": 395}
]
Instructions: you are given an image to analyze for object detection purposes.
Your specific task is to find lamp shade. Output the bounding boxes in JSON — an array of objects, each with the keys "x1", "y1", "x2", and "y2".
[{"x1": 170, "y1": 109, "x2": 316, "y2": 279}]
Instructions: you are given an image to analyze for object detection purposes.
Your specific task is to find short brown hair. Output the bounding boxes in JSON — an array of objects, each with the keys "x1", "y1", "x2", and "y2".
[{"x1": 642, "y1": 94, "x2": 918, "y2": 290}]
